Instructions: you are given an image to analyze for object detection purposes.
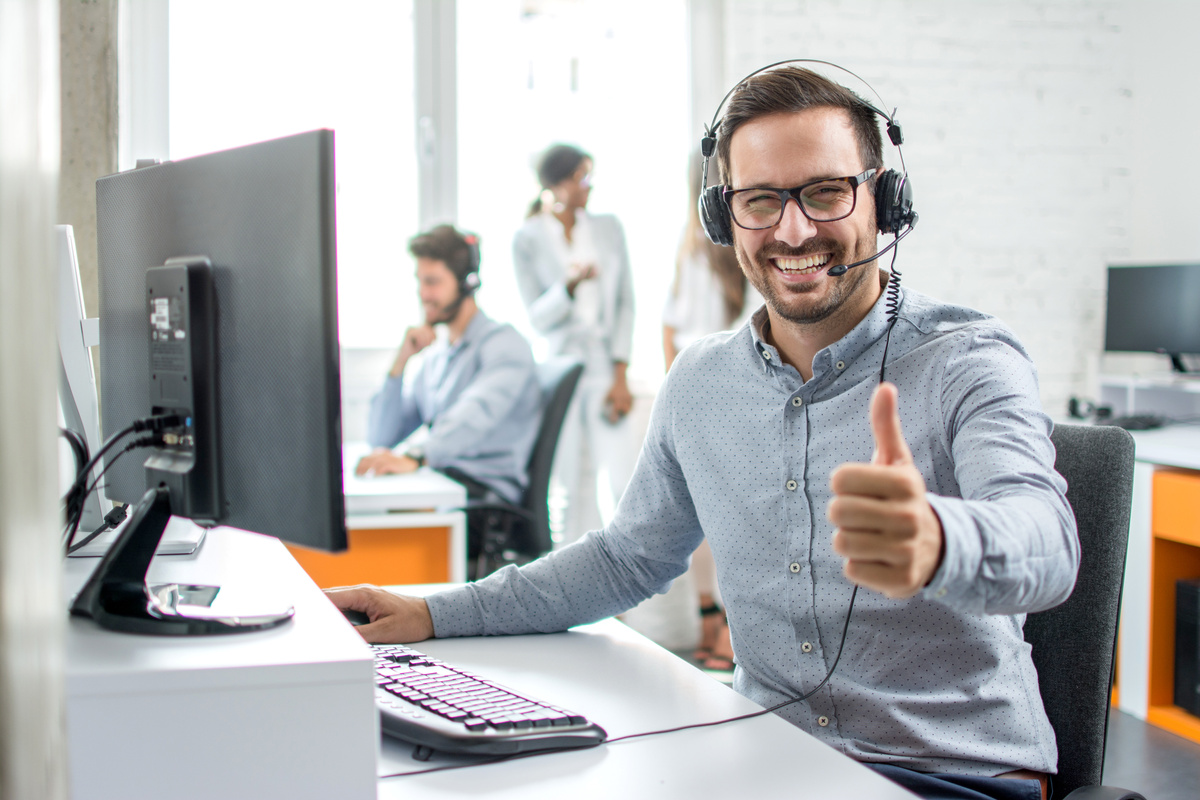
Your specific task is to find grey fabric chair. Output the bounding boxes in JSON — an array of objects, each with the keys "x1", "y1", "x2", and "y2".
[
  {"x1": 1024, "y1": 423, "x2": 1145, "y2": 799},
  {"x1": 467, "y1": 357, "x2": 583, "y2": 579}
]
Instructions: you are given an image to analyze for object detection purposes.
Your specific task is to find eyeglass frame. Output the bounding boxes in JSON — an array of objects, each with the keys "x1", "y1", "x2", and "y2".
[{"x1": 722, "y1": 168, "x2": 878, "y2": 230}]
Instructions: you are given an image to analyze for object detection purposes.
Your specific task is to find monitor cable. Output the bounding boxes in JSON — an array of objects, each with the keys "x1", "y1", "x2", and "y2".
[{"x1": 62, "y1": 422, "x2": 169, "y2": 553}]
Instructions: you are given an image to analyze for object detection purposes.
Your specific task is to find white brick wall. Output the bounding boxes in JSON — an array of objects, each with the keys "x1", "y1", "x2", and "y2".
[{"x1": 716, "y1": 0, "x2": 1155, "y2": 417}]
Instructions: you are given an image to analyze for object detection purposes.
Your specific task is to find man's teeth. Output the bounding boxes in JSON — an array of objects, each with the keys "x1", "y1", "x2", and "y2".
[{"x1": 775, "y1": 254, "x2": 831, "y2": 273}]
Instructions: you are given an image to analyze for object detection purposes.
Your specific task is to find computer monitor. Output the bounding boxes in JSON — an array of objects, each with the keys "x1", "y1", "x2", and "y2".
[
  {"x1": 71, "y1": 130, "x2": 347, "y2": 635},
  {"x1": 56, "y1": 224, "x2": 111, "y2": 532},
  {"x1": 1105, "y1": 263, "x2": 1200, "y2": 373}
]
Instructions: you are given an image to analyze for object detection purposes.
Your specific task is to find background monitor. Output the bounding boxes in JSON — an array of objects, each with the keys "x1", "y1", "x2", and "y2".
[
  {"x1": 80, "y1": 130, "x2": 346, "y2": 634},
  {"x1": 1104, "y1": 263, "x2": 1200, "y2": 373},
  {"x1": 56, "y1": 224, "x2": 111, "y2": 532}
]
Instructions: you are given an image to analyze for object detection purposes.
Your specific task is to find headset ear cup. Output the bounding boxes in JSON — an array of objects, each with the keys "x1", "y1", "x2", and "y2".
[
  {"x1": 700, "y1": 185, "x2": 734, "y2": 247},
  {"x1": 874, "y1": 170, "x2": 898, "y2": 234},
  {"x1": 874, "y1": 170, "x2": 915, "y2": 234}
]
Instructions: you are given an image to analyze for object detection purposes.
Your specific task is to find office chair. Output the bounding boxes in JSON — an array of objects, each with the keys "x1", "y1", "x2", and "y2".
[
  {"x1": 467, "y1": 357, "x2": 583, "y2": 580},
  {"x1": 1024, "y1": 423, "x2": 1146, "y2": 799}
]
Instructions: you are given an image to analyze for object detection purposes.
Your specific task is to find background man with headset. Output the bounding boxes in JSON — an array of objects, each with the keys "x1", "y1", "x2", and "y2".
[
  {"x1": 332, "y1": 68, "x2": 1076, "y2": 800},
  {"x1": 356, "y1": 224, "x2": 541, "y2": 524}
]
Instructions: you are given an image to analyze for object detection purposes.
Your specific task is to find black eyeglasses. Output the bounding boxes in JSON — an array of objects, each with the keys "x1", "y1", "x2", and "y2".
[{"x1": 723, "y1": 169, "x2": 876, "y2": 230}]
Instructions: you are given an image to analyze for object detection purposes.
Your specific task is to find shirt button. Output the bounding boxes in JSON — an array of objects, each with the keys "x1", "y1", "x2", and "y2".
[
  {"x1": 789, "y1": 562, "x2": 801, "y2": 574},
  {"x1": 817, "y1": 715, "x2": 830, "y2": 727},
  {"x1": 786, "y1": 479, "x2": 797, "y2": 491},
  {"x1": 791, "y1": 396, "x2": 802, "y2": 407},
  {"x1": 835, "y1": 360, "x2": 846, "y2": 370},
  {"x1": 761, "y1": 350, "x2": 772, "y2": 361},
  {"x1": 801, "y1": 642, "x2": 813, "y2": 653},
  {"x1": 935, "y1": 587, "x2": 948, "y2": 598}
]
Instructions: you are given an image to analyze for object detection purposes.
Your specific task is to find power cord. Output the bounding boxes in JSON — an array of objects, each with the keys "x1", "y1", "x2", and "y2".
[{"x1": 61, "y1": 418, "x2": 173, "y2": 554}]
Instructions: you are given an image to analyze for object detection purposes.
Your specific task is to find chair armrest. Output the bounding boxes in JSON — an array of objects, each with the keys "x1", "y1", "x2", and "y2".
[{"x1": 1062, "y1": 786, "x2": 1147, "y2": 800}]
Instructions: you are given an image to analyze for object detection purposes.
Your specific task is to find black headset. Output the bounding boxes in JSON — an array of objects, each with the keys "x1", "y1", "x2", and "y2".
[
  {"x1": 459, "y1": 231, "x2": 482, "y2": 297},
  {"x1": 698, "y1": 59, "x2": 917, "y2": 248}
]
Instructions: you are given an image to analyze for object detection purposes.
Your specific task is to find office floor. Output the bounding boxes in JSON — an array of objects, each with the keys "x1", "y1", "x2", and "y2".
[
  {"x1": 677, "y1": 650, "x2": 1200, "y2": 799},
  {"x1": 1103, "y1": 709, "x2": 1200, "y2": 799}
]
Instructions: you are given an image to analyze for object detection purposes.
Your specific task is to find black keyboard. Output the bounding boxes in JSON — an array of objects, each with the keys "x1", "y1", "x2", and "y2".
[
  {"x1": 1103, "y1": 413, "x2": 1167, "y2": 431},
  {"x1": 372, "y1": 643, "x2": 607, "y2": 757}
]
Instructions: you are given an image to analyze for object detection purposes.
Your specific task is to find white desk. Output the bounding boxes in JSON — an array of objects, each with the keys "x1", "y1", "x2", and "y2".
[
  {"x1": 64, "y1": 527, "x2": 378, "y2": 800},
  {"x1": 64, "y1": 540, "x2": 917, "y2": 798},
  {"x1": 341, "y1": 443, "x2": 468, "y2": 583},
  {"x1": 374, "y1": 588, "x2": 916, "y2": 799}
]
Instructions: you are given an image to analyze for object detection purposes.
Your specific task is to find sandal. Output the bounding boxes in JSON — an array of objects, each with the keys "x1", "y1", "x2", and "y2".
[
  {"x1": 694, "y1": 602, "x2": 725, "y2": 662},
  {"x1": 702, "y1": 619, "x2": 735, "y2": 673}
]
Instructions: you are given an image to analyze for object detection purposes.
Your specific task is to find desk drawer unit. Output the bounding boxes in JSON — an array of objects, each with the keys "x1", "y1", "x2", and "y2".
[{"x1": 1148, "y1": 468, "x2": 1200, "y2": 742}]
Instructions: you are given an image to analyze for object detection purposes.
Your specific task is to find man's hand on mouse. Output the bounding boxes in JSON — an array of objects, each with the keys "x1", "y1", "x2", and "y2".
[
  {"x1": 828, "y1": 382, "x2": 945, "y2": 599},
  {"x1": 325, "y1": 584, "x2": 436, "y2": 643}
]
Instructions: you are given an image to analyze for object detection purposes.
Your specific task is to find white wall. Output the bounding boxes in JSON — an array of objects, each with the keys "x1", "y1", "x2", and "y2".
[{"x1": 717, "y1": 0, "x2": 1165, "y2": 416}]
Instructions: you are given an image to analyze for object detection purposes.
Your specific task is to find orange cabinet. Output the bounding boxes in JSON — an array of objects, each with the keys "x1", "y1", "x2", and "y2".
[
  {"x1": 286, "y1": 525, "x2": 453, "y2": 589},
  {"x1": 1147, "y1": 469, "x2": 1200, "y2": 742}
]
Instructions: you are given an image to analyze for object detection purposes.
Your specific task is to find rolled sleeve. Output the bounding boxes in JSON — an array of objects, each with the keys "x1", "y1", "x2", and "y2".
[
  {"x1": 921, "y1": 327, "x2": 1078, "y2": 614},
  {"x1": 366, "y1": 374, "x2": 421, "y2": 449}
]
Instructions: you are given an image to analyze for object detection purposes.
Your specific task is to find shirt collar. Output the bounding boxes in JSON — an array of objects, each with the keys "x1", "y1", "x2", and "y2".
[
  {"x1": 747, "y1": 271, "x2": 902, "y2": 381},
  {"x1": 449, "y1": 308, "x2": 493, "y2": 351}
]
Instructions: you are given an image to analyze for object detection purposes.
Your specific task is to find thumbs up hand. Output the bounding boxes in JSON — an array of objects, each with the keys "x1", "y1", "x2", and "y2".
[{"x1": 828, "y1": 382, "x2": 945, "y2": 599}]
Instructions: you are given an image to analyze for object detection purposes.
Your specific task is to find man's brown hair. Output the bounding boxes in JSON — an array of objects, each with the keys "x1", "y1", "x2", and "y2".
[
  {"x1": 408, "y1": 225, "x2": 477, "y2": 282},
  {"x1": 715, "y1": 67, "x2": 884, "y2": 188}
]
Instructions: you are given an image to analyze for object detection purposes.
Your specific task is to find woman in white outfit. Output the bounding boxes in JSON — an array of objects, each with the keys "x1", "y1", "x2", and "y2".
[
  {"x1": 512, "y1": 144, "x2": 636, "y2": 545},
  {"x1": 662, "y1": 151, "x2": 762, "y2": 669}
]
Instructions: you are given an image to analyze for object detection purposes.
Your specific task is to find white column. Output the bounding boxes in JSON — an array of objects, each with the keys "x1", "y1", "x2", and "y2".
[{"x1": 0, "y1": 0, "x2": 68, "y2": 796}]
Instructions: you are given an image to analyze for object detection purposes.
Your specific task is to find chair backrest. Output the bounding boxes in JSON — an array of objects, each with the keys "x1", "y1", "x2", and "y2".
[
  {"x1": 519, "y1": 357, "x2": 584, "y2": 556},
  {"x1": 1025, "y1": 423, "x2": 1135, "y2": 795}
]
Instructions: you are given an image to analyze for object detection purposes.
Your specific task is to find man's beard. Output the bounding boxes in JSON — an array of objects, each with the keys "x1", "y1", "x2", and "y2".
[
  {"x1": 737, "y1": 237, "x2": 876, "y2": 326},
  {"x1": 424, "y1": 295, "x2": 463, "y2": 326}
]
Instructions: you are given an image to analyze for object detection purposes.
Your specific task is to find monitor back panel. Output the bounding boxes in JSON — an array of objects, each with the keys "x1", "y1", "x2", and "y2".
[{"x1": 96, "y1": 130, "x2": 346, "y2": 550}]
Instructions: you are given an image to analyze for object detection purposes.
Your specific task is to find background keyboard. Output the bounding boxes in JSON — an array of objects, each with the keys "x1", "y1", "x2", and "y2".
[{"x1": 372, "y1": 643, "x2": 607, "y2": 757}]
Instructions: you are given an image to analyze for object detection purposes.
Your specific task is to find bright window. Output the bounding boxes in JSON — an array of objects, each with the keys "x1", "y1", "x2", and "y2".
[
  {"x1": 168, "y1": 0, "x2": 419, "y2": 347},
  {"x1": 456, "y1": 0, "x2": 689, "y2": 384}
]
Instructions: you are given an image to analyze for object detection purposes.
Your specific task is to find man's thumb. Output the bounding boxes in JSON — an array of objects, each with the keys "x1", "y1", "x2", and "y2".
[{"x1": 871, "y1": 382, "x2": 912, "y2": 465}]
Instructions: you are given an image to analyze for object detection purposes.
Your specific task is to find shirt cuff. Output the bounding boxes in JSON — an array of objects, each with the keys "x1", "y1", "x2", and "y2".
[
  {"x1": 920, "y1": 492, "x2": 985, "y2": 612},
  {"x1": 425, "y1": 585, "x2": 486, "y2": 638}
]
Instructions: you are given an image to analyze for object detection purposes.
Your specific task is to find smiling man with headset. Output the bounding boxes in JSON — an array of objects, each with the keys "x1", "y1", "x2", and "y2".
[{"x1": 331, "y1": 65, "x2": 1076, "y2": 800}]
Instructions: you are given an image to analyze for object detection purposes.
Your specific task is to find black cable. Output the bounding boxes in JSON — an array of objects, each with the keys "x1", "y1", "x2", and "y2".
[
  {"x1": 379, "y1": 585, "x2": 859, "y2": 777},
  {"x1": 67, "y1": 414, "x2": 183, "y2": 504},
  {"x1": 67, "y1": 505, "x2": 130, "y2": 556},
  {"x1": 63, "y1": 436, "x2": 154, "y2": 554},
  {"x1": 59, "y1": 427, "x2": 90, "y2": 526}
]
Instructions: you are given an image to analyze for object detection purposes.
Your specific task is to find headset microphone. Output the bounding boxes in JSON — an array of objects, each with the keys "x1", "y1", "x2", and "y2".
[{"x1": 826, "y1": 225, "x2": 915, "y2": 276}]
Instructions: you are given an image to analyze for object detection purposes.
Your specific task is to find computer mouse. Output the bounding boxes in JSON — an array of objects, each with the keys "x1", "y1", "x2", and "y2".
[{"x1": 340, "y1": 608, "x2": 371, "y2": 626}]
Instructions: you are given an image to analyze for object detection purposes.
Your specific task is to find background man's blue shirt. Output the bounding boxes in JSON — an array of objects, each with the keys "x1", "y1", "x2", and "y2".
[{"x1": 366, "y1": 311, "x2": 541, "y2": 502}]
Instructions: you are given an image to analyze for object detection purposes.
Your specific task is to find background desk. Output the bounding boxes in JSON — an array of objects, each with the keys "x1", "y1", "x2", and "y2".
[
  {"x1": 375, "y1": 587, "x2": 916, "y2": 799},
  {"x1": 287, "y1": 443, "x2": 468, "y2": 586},
  {"x1": 1115, "y1": 424, "x2": 1200, "y2": 744}
]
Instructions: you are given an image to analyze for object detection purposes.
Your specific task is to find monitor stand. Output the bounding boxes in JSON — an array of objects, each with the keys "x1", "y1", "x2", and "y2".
[
  {"x1": 1169, "y1": 353, "x2": 1200, "y2": 376},
  {"x1": 70, "y1": 486, "x2": 294, "y2": 635}
]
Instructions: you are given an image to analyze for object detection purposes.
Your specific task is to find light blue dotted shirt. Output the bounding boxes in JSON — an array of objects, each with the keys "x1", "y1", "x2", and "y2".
[{"x1": 426, "y1": 274, "x2": 1078, "y2": 777}]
